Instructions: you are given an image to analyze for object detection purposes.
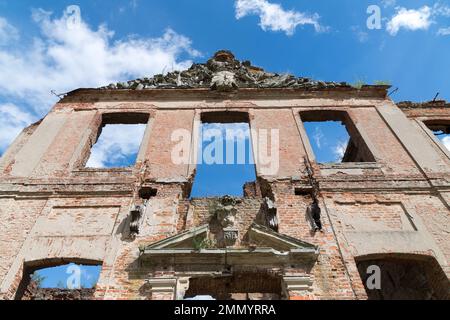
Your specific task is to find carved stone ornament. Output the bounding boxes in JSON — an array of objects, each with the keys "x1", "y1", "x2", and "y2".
[
  {"x1": 210, "y1": 71, "x2": 238, "y2": 92},
  {"x1": 223, "y1": 227, "x2": 239, "y2": 246},
  {"x1": 215, "y1": 196, "x2": 239, "y2": 229},
  {"x1": 129, "y1": 203, "x2": 146, "y2": 239}
]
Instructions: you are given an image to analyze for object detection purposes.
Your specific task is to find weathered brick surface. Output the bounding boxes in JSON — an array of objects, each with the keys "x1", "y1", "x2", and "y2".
[
  {"x1": 145, "y1": 109, "x2": 195, "y2": 180},
  {"x1": 348, "y1": 108, "x2": 420, "y2": 175},
  {"x1": 31, "y1": 111, "x2": 97, "y2": 177},
  {"x1": 0, "y1": 74, "x2": 449, "y2": 300},
  {"x1": 0, "y1": 199, "x2": 47, "y2": 287}
]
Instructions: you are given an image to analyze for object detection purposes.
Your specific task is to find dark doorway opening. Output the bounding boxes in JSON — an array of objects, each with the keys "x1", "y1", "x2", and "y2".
[
  {"x1": 356, "y1": 255, "x2": 449, "y2": 300},
  {"x1": 184, "y1": 272, "x2": 283, "y2": 300}
]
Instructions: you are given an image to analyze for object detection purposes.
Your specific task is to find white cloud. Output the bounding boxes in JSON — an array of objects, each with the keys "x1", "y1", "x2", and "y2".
[
  {"x1": 312, "y1": 127, "x2": 324, "y2": 149},
  {"x1": 381, "y1": 0, "x2": 396, "y2": 8},
  {"x1": 0, "y1": 17, "x2": 19, "y2": 45},
  {"x1": 0, "y1": 103, "x2": 35, "y2": 155},
  {"x1": 86, "y1": 124, "x2": 147, "y2": 168},
  {"x1": 433, "y1": 2, "x2": 450, "y2": 17},
  {"x1": 386, "y1": 6, "x2": 433, "y2": 36},
  {"x1": 131, "y1": 0, "x2": 139, "y2": 10},
  {"x1": 0, "y1": 6, "x2": 199, "y2": 154},
  {"x1": 119, "y1": 0, "x2": 139, "y2": 14},
  {"x1": 385, "y1": 3, "x2": 450, "y2": 36},
  {"x1": 441, "y1": 136, "x2": 450, "y2": 151},
  {"x1": 437, "y1": 26, "x2": 450, "y2": 35},
  {"x1": 333, "y1": 140, "x2": 348, "y2": 162},
  {"x1": 234, "y1": 0, "x2": 324, "y2": 36},
  {"x1": 351, "y1": 26, "x2": 369, "y2": 43},
  {"x1": 433, "y1": 2, "x2": 450, "y2": 36},
  {"x1": 0, "y1": 7, "x2": 199, "y2": 112},
  {"x1": 384, "y1": 3, "x2": 450, "y2": 36}
]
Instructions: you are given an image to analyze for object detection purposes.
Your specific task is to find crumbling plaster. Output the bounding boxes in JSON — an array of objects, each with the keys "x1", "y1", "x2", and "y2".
[{"x1": 0, "y1": 52, "x2": 449, "y2": 300}]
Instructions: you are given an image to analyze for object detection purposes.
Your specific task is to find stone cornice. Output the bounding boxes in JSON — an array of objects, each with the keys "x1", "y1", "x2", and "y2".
[{"x1": 61, "y1": 85, "x2": 389, "y2": 103}]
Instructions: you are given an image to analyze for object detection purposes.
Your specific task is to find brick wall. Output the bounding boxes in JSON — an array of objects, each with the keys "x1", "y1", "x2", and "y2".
[{"x1": 0, "y1": 89, "x2": 449, "y2": 300}]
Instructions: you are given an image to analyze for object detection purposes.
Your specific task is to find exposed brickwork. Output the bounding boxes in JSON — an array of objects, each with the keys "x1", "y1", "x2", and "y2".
[{"x1": 0, "y1": 52, "x2": 449, "y2": 300}]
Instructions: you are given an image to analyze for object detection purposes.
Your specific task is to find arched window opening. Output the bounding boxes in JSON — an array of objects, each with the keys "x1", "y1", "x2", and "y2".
[
  {"x1": 15, "y1": 260, "x2": 102, "y2": 300},
  {"x1": 356, "y1": 255, "x2": 449, "y2": 300}
]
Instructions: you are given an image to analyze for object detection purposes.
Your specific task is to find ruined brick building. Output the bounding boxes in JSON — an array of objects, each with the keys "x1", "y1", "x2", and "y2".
[{"x1": 0, "y1": 51, "x2": 449, "y2": 300}]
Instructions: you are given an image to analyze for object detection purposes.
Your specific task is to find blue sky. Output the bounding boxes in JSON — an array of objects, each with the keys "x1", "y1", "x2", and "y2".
[
  {"x1": 1, "y1": 0, "x2": 450, "y2": 156},
  {"x1": 2, "y1": 0, "x2": 450, "y2": 104},
  {"x1": 304, "y1": 121, "x2": 351, "y2": 163},
  {"x1": 190, "y1": 123, "x2": 256, "y2": 197},
  {"x1": 86, "y1": 124, "x2": 147, "y2": 168},
  {"x1": 2, "y1": 0, "x2": 450, "y2": 288},
  {"x1": 34, "y1": 263, "x2": 101, "y2": 289}
]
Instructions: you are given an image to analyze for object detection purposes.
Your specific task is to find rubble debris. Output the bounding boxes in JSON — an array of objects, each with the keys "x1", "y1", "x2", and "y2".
[
  {"x1": 397, "y1": 100, "x2": 450, "y2": 109},
  {"x1": 21, "y1": 281, "x2": 94, "y2": 300},
  {"x1": 99, "y1": 50, "x2": 350, "y2": 91}
]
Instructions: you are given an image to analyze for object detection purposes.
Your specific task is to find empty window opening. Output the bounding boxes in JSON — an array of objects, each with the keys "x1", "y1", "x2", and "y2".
[
  {"x1": 356, "y1": 256, "x2": 449, "y2": 300},
  {"x1": 17, "y1": 261, "x2": 102, "y2": 300},
  {"x1": 301, "y1": 111, "x2": 375, "y2": 163},
  {"x1": 86, "y1": 113, "x2": 149, "y2": 168},
  {"x1": 32, "y1": 263, "x2": 101, "y2": 289},
  {"x1": 190, "y1": 112, "x2": 257, "y2": 198},
  {"x1": 295, "y1": 187, "x2": 313, "y2": 197},
  {"x1": 425, "y1": 121, "x2": 450, "y2": 152},
  {"x1": 139, "y1": 187, "x2": 157, "y2": 200}
]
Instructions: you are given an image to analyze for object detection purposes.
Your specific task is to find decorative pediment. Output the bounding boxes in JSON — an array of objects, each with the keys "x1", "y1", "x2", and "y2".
[
  {"x1": 139, "y1": 223, "x2": 319, "y2": 267},
  {"x1": 141, "y1": 225, "x2": 209, "y2": 250},
  {"x1": 247, "y1": 224, "x2": 317, "y2": 251}
]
